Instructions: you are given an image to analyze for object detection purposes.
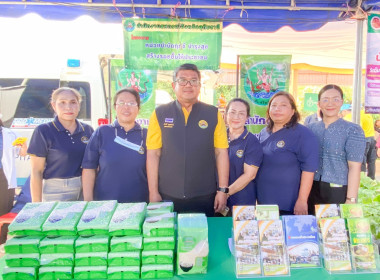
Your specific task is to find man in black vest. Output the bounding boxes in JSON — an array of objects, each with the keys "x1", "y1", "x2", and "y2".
[{"x1": 146, "y1": 63, "x2": 229, "y2": 217}]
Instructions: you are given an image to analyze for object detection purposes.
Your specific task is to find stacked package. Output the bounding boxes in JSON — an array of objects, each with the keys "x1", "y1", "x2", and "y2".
[
  {"x1": 141, "y1": 202, "x2": 175, "y2": 279},
  {"x1": 107, "y1": 202, "x2": 146, "y2": 279},
  {"x1": 3, "y1": 202, "x2": 57, "y2": 280},
  {"x1": 177, "y1": 213, "x2": 208, "y2": 275}
]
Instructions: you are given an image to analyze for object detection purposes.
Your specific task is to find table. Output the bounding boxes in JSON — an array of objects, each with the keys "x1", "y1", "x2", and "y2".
[{"x1": 0, "y1": 217, "x2": 379, "y2": 279}]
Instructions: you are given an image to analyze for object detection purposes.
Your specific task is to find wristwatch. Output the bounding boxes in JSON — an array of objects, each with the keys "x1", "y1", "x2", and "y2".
[
  {"x1": 346, "y1": 197, "x2": 357, "y2": 203},
  {"x1": 217, "y1": 187, "x2": 229, "y2": 194}
]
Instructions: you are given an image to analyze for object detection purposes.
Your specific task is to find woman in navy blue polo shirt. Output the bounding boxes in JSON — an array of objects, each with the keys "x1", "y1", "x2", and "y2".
[
  {"x1": 255, "y1": 92, "x2": 319, "y2": 215},
  {"x1": 82, "y1": 88, "x2": 148, "y2": 203},
  {"x1": 28, "y1": 87, "x2": 94, "y2": 202},
  {"x1": 307, "y1": 84, "x2": 365, "y2": 214},
  {"x1": 224, "y1": 98, "x2": 263, "y2": 211}
]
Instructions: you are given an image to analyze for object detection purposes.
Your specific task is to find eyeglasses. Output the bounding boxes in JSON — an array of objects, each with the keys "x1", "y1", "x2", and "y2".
[
  {"x1": 320, "y1": 98, "x2": 342, "y2": 104},
  {"x1": 227, "y1": 111, "x2": 247, "y2": 119},
  {"x1": 175, "y1": 78, "x2": 201, "y2": 86},
  {"x1": 116, "y1": 101, "x2": 138, "y2": 107}
]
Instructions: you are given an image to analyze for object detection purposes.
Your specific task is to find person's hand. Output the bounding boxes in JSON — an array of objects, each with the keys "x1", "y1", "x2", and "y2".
[
  {"x1": 149, "y1": 192, "x2": 162, "y2": 203},
  {"x1": 293, "y1": 199, "x2": 308, "y2": 215},
  {"x1": 214, "y1": 191, "x2": 227, "y2": 213}
]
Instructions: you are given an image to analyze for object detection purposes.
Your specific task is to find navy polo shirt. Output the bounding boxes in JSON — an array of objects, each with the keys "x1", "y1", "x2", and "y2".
[
  {"x1": 255, "y1": 124, "x2": 319, "y2": 212},
  {"x1": 227, "y1": 128, "x2": 263, "y2": 208},
  {"x1": 27, "y1": 117, "x2": 94, "y2": 179},
  {"x1": 81, "y1": 120, "x2": 148, "y2": 203}
]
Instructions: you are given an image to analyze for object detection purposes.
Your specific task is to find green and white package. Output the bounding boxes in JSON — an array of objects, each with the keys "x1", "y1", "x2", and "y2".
[
  {"x1": 177, "y1": 214, "x2": 209, "y2": 275},
  {"x1": 4, "y1": 236, "x2": 43, "y2": 254},
  {"x1": 108, "y1": 251, "x2": 141, "y2": 266},
  {"x1": 109, "y1": 203, "x2": 146, "y2": 236},
  {"x1": 147, "y1": 202, "x2": 174, "y2": 215},
  {"x1": 340, "y1": 204, "x2": 364, "y2": 219},
  {"x1": 2, "y1": 267, "x2": 36, "y2": 280},
  {"x1": 75, "y1": 252, "x2": 108, "y2": 266},
  {"x1": 75, "y1": 235, "x2": 109, "y2": 253},
  {"x1": 107, "y1": 266, "x2": 140, "y2": 280},
  {"x1": 143, "y1": 236, "x2": 175, "y2": 250},
  {"x1": 110, "y1": 236, "x2": 142, "y2": 252},
  {"x1": 77, "y1": 200, "x2": 117, "y2": 236},
  {"x1": 5, "y1": 253, "x2": 40, "y2": 267},
  {"x1": 42, "y1": 201, "x2": 87, "y2": 236},
  {"x1": 8, "y1": 202, "x2": 57, "y2": 236},
  {"x1": 39, "y1": 236, "x2": 76, "y2": 254},
  {"x1": 142, "y1": 250, "x2": 174, "y2": 264},
  {"x1": 38, "y1": 266, "x2": 73, "y2": 280},
  {"x1": 141, "y1": 264, "x2": 174, "y2": 279},
  {"x1": 143, "y1": 213, "x2": 175, "y2": 237},
  {"x1": 40, "y1": 253, "x2": 74, "y2": 267},
  {"x1": 74, "y1": 266, "x2": 107, "y2": 280}
]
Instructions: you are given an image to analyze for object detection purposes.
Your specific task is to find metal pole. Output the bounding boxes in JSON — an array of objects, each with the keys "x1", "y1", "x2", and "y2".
[{"x1": 352, "y1": 19, "x2": 364, "y2": 125}]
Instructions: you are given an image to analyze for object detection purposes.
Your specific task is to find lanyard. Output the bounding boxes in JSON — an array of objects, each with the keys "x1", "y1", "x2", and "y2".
[{"x1": 113, "y1": 125, "x2": 144, "y2": 154}]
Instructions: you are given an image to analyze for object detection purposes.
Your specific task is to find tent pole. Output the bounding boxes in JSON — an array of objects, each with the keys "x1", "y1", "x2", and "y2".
[{"x1": 352, "y1": 19, "x2": 364, "y2": 125}]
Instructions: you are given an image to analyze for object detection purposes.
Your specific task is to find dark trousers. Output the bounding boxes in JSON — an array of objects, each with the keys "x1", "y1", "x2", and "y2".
[
  {"x1": 0, "y1": 168, "x2": 15, "y2": 244},
  {"x1": 362, "y1": 137, "x2": 377, "y2": 180},
  {"x1": 308, "y1": 180, "x2": 347, "y2": 215},
  {"x1": 160, "y1": 193, "x2": 216, "y2": 217}
]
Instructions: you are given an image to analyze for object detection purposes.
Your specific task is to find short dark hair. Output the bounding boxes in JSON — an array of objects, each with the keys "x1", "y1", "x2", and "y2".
[
  {"x1": 113, "y1": 88, "x2": 141, "y2": 108},
  {"x1": 173, "y1": 63, "x2": 201, "y2": 81},
  {"x1": 266, "y1": 91, "x2": 300, "y2": 132},
  {"x1": 318, "y1": 84, "x2": 344, "y2": 101},
  {"x1": 226, "y1": 98, "x2": 251, "y2": 117}
]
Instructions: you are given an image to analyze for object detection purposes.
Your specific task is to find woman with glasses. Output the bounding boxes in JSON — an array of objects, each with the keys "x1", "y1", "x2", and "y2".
[
  {"x1": 224, "y1": 98, "x2": 263, "y2": 213},
  {"x1": 28, "y1": 87, "x2": 94, "y2": 202},
  {"x1": 82, "y1": 88, "x2": 148, "y2": 203},
  {"x1": 307, "y1": 84, "x2": 365, "y2": 214},
  {"x1": 255, "y1": 92, "x2": 319, "y2": 215}
]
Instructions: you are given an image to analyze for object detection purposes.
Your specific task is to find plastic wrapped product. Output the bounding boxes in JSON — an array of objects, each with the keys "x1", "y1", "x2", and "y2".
[
  {"x1": 8, "y1": 202, "x2": 57, "y2": 236},
  {"x1": 2, "y1": 267, "x2": 36, "y2": 280},
  {"x1": 108, "y1": 251, "x2": 141, "y2": 267},
  {"x1": 39, "y1": 236, "x2": 77, "y2": 254},
  {"x1": 340, "y1": 204, "x2": 364, "y2": 219},
  {"x1": 40, "y1": 253, "x2": 74, "y2": 267},
  {"x1": 142, "y1": 250, "x2": 174, "y2": 265},
  {"x1": 146, "y1": 202, "x2": 173, "y2": 216},
  {"x1": 258, "y1": 220, "x2": 285, "y2": 246},
  {"x1": 4, "y1": 236, "x2": 43, "y2": 254},
  {"x1": 319, "y1": 218, "x2": 348, "y2": 243},
  {"x1": 261, "y1": 244, "x2": 289, "y2": 276},
  {"x1": 73, "y1": 266, "x2": 107, "y2": 280},
  {"x1": 109, "y1": 203, "x2": 146, "y2": 236},
  {"x1": 107, "y1": 266, "x2": 140, "y2": 280},
  {"x1": 110, "y1": 236, "x2": 142, "y2": 252},
  {"x1": 5, "y1": 253, "x2": 40, "y2": 267},
  {"x1": 177, "y1": 214, "x2": 208, "y2": 275},
  {"x1": 42, "y1": 201, "x2": 87, "y2": 236},
  {"x1": 143, "y1": 213, "x2": 175, "y2": 237},
  {"x1": 323, "y1": 242, "x2": 352, "y2": 272},
  {"x1": 75, "y1": 252, "x2": 108, "y2": 266},
  {"x1": 315, "y1": 204, "x2": 340, "y2": 219},
  {"x1": 38, "y1": 267, "x2": 73, "y2": 280},
  {"x1": 143, "y1": 236, "x2": 175, "y2": 250},
  {"x1": 141, "y1": 264, "x2": 174, "y2": 279},
  {"x1": 255, "y1": 205, "x2": 279, "y2": 220},
  {"x1": 77, "y1": 200, "x2": 117, "y2": 236},
  {"x1": 75, "y1": 235, "x2": 109, "y2": 253},
  {"x1": 233, "y1": 206, "x2": 256, "y2": 221}
]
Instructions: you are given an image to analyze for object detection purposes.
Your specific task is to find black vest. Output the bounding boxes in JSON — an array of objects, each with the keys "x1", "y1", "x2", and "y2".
[{"x1": 156, "y1": 100, "x2": 218, "y2": 199}]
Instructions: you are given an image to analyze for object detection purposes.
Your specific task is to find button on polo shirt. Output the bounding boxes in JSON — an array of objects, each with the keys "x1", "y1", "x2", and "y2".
[{"x1": 28, "y1": 117, "x2": 94, "y2": 179}]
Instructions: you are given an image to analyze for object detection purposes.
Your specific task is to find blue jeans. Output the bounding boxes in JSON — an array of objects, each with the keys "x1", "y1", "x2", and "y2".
[{"x1": 42, "y1": 176, "x2": 82, "y2": 202}]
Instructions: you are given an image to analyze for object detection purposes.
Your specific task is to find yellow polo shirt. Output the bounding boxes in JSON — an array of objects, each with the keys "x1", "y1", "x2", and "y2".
[
  {"x1": 147, "y1": 106, "x2": 228, "y2": 150},
  {"x1": 343, "y1": 111, "x2": 375, "y2": 138}
]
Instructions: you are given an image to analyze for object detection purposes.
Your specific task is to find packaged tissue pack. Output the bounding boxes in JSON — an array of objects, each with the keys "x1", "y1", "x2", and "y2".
[
  {"x1": 39, "y1": 236, "x2": 76, "y2": 254},
  {"x1": 142, "y1": 250, "x2": 174, "y2": 265},
  {"x1": 143, "y1": 236, "x2": 175, "y2": 251},
  {"x1": 2, "y1": 267, "x2": 37, "y2": 280},
  {"x1": 110, "y1": 236, "x2": 143, "y2": 252},
  {"x1": 108, "y1": 251, "x2": 141, "y2": 266},
  {"x1": 74, "y1": 266, "x2": 107, "y2": 280},
  {"x1": 143, "y1": 212, "x2": 175, "y2": 237},
  {"x1": 5, "y1": 253, "x2": 40, "y2": 267},
  {"x1": 141, "y1": 264, "x2": 174, "y2": 279},
  {"x1": 4, "y1": 236, "x2": 43, "y2": 254},
  {"x1": 38, "y1": 267, "x2": 72, "y2": 280},
  {"x1": 75, "y1": 252, "x2": 108, "y2": 266},
  {"x1": 146, "y1": 202, "x2": 174, "y2": 215},
  {"x1": 40, "y1": 253, "x2": 74, "y2": 267},
  {"x1": 75, "y1": 235, "x2": 109, "y2": 253},
  {"x1": 107, "y1": 266, "x2": 140, "y2": 279},
  {"x1": 177, "y1": 214, "x2": 209, "y2": 275},
  {"x1": 109, "y1": 203, "x2": 146, "y2": 236}
]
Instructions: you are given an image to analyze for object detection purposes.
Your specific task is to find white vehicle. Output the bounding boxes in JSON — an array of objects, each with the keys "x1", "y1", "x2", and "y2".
[{"x1": 0, "y1": 58, "x2": 109, "y2": 186}]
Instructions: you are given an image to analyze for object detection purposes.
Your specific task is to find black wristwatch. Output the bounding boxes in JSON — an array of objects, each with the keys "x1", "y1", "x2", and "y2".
[{"x1": 217, "y1": 187, "x2": 229, "y2": 194}]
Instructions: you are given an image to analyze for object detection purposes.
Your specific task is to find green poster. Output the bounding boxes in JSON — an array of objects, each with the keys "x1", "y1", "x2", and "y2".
[
  {"x1": 239, "y1": 55, "x2": 292, "y2": 135},
  {"x1": 123, "y1": 18, "x2": 222, "y2": 70},
  {"x1": 109, "y1": 59, "x2": 157, "y2": 127},
  {"x1": 304, "y1": 93, "x2": 318, "y2": 112}
]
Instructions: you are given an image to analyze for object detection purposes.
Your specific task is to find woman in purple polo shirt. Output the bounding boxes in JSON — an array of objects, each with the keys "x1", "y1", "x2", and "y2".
[
  {"x1": 224, "y1": 98, "x2": 263, "y2": 212},
  {"x1": 255, "y1": 92, "x2": 319, "y2": 215},
  {"x1": 28, "y1": 87, "x2": 94, "y2": 202},
  {"x1": 82, "y1": 88, "x2": 148, "y2": 203}
]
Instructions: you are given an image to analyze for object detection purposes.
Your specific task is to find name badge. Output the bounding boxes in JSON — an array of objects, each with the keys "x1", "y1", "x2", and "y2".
[{"x1": 330, "y1": 183, "x2": 342, "y2": 188}]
